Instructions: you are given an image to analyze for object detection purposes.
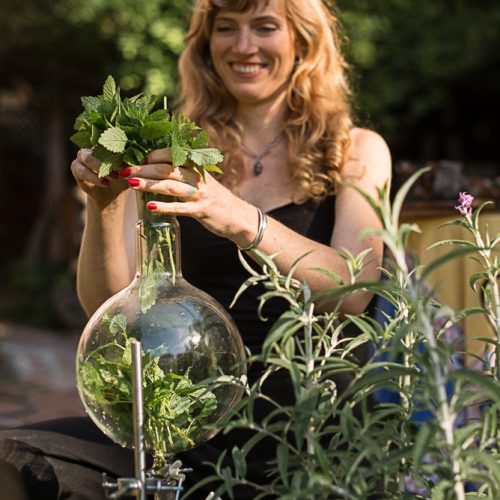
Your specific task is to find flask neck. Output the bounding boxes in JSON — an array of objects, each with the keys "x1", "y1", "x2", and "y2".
[{"x1": 135, "y1": 192, "x2": 181, "y2": 280}]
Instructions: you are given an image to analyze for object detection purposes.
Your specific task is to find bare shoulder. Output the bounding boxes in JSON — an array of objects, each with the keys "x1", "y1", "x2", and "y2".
[
  {"x1": 343, "y1": 127, "x2": 392, "y2": 186},
  {"x1": 349, "y1": 127, "x2": 390, "y2": 162}
]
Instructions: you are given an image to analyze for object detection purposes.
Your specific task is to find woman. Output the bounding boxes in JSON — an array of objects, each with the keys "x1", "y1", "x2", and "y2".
[{"x1": 0, "y1": 0, "x2": 391, "y2": 498}]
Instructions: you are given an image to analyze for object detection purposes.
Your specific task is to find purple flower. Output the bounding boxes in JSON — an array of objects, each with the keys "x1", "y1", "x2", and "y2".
[{"x1": 455, "y1": 191, "x2": 474, "y2": 217}]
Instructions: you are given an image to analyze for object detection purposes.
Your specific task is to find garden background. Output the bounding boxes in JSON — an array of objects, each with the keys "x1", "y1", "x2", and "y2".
[{"x1": 0, "y1": 0, "x2": 498, "y2": 332}]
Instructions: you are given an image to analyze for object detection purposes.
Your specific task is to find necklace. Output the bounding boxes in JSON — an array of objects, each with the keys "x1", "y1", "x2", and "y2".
[{"x1": 242, "y1": 132, "x2": 284, "y2": 176}]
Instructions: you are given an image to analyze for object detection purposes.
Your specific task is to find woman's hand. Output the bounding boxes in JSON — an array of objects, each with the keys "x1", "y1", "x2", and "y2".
[
  {"x1": 121, "y1": 148, "x2": 258, "y2": 247},
  {"x1": 70, "y1": 148, "x2": 129, "y2": 209}
]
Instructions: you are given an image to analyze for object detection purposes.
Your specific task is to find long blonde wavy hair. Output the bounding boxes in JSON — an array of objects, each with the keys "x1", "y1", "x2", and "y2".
[{"x1": 178, "y1": 0, "x2": 353, "y2": 202}]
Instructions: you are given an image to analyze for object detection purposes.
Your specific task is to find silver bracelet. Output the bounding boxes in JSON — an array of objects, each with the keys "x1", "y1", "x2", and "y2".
[{"x1": 238, "y1": 207, "x2": 268, "y2": 251}]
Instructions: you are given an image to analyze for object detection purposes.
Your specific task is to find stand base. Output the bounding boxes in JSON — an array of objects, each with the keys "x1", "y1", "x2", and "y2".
[{"x1": 102, "y1": 460, "x2": 192, "y2": 500}]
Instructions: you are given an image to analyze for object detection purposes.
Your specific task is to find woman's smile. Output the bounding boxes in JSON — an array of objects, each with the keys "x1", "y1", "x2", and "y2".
[{"x1": 230, "y1": 62, "x2": 267, "y2": 77}]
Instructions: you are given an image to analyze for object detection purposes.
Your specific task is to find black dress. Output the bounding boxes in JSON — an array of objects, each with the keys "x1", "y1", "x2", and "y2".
[{"x1": 0, "y1": 197, "x2": 340, "y2": 500}]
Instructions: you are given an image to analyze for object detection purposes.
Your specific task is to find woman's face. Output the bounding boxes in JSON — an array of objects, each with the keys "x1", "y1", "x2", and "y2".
[{"x1": 209, "y1": 0, "x2": 296, "y2": 106}]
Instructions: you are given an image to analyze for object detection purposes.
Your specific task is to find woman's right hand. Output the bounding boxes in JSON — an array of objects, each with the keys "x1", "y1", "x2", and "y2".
[{"x1": 70, "y1": 148, "x2": 129, "y2": 208}]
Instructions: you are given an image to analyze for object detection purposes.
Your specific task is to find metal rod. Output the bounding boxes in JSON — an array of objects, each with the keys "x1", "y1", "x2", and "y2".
[{"x1": 132, "y1": 340, "x2": 146, "y2": 500}]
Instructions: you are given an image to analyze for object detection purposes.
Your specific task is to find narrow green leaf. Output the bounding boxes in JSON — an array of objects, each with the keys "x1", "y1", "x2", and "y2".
[
  {"x1": 452, "y1": 369, "x2": 500, "y2": 405},
  {"x1": 276, "y1": 443, "x2": 290, "y2": 487},
  {"x1": 392, "y1": 167, "x2": 431, "y2": 227},
  {"x1": 421, "y1": 246, "x2": 479, "y2": 281},
  {"x1": 231, "y1": 446, "x2": 247, "y2": 479},
  {"x1": 469, "y1": 272, "x2": 489, "y2": 291},
  {"x1": 411, "y1": 421, "x2": 434, "y2": 466},
  {"x1": 428, "y1": 239, "x2": 476, "y2": 250},
  {"x1": 262, "y1": 311, "x2": 303, "y2": 353}
]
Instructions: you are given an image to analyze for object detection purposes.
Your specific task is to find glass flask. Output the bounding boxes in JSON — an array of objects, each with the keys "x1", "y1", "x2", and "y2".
[{"x1": 76, "y1": 192, "x2": 246, "y2": 469}]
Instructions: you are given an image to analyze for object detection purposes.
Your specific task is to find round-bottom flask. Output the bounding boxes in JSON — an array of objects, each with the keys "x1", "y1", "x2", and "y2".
[{"x1": 76, "y1": 193, "x2": 246, "y2": 467}]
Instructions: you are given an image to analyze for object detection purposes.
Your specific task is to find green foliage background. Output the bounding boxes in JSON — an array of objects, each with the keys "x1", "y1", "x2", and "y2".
[
  {"x1": 1, "y1": 0, "x2": 499, "y2": 157},
  {"x1": 336, "y1": 0, "x2": 500, "y2": 159},
  {"x1": 0, "y1": 0, "x2": 498, "y2": 328}
]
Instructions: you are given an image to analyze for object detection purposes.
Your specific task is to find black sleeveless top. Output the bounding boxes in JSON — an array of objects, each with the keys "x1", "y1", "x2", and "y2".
[{"x1": 179, "y1": 196, "x2": 335, "y2": 354}]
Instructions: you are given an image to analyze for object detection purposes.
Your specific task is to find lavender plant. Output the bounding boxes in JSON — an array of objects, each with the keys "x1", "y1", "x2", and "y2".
[{"x1": 189, "y1": 170, "x2": 500, "y2": 499}]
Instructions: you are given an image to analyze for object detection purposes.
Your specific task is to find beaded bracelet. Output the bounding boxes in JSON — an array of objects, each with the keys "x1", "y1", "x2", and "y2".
[{"x1": 238, "y1": 207, "x2": 268, "y2": 251}]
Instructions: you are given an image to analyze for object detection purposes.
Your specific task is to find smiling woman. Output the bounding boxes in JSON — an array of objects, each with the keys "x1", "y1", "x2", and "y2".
[
  {"x1": 0, "y1": 0, "x2": 392, "y2": 498},
  {"x1": 180, "y1": 0, "x2": 355, "y2": 202}
]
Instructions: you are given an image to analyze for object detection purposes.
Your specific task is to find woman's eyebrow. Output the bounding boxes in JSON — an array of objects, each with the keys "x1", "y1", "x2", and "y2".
[{"x1": 214, "y1": 14, "x2": 281, "y2": 23}]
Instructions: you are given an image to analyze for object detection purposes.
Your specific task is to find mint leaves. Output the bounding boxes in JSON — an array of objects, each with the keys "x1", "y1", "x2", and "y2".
[
  {"x1": 79, "y1": 313, "x2": 218, "y2": 463},
  {"x1": 71, "y1": 75, "x2": 223, "y2": 178}
]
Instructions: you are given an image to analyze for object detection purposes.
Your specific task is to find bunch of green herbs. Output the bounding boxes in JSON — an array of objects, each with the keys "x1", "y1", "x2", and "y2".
[
  {"x1": 78, "y1": 312, "x2": 217, "y2": 466},
  {"x1": 70, "y1": 75, "x2": 223, "y2": 178}
]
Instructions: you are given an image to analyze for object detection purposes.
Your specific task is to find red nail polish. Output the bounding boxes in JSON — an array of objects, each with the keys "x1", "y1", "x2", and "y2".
[
  {"x1": 128, "y1": 178, "x2": 140, "y2": 187},
  {"x1": 147, "y1": 202, "x2": 157, "y2": 211},
  {"x1": 120, "y1": 168, "x2": 131, "y2": 177}
]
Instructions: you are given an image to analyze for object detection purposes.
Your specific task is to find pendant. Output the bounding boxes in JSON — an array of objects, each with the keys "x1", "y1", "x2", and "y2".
[{"x1": 253, "y1": 160, "x2": 263, "y2": 176}]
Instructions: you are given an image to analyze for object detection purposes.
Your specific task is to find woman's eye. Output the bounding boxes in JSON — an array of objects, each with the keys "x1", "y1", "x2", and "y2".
[
  {"x1": 214, "y1": 25, "x2": 234, "y2": 33},
  {"x1": 256, "y1": 24, "x2": 278, "y2": 34}
]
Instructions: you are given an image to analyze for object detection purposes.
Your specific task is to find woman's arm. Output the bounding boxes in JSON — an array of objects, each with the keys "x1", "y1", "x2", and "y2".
[
  {"x1": 123, "y1": 128, "x2": 391, "y2": 315},
  {"x1": 71, "y1": 149, "x2": 136, "y2": 316},
  {"x1": 260, "y1": 128, "x2": 391, "y2": 314}
]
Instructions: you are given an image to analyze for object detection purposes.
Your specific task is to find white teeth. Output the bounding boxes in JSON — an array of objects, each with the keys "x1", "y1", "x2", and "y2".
[{"x1": 232, "y1": 64, "x2": 261, "y2": 74}]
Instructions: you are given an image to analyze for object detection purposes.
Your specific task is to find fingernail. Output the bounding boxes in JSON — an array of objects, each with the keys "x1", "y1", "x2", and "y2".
[
  {"x1": 128, "y1": 178, "x2": 140, "y2": 187},
  {"x1": 120, "y1": 168, "x2": 131, "y2": 177},
  {"x1": 101, "y1": 178, "x2": 110, "y2": 186},
  {"x1": 147, "y1": 202, "x2": 157, "y2": 211},
  {"x1": 110, "y1": 171, "x2": 119, "y2": 179}
]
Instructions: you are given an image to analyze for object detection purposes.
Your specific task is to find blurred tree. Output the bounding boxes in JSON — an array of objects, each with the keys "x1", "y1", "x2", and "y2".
[
  {"x1": 0, "y1": 0, "x2": 498, "y2": 326},
  {"x1": 0, "y1": 0, "x2": 191, "y2": 326},
  {"x1": 0, "y1": 0, "x2": 190, "y2": 267},
  {"x1": 0, "y1": 0, "x2": 189, "y2": 99},
  {"x1": 336, "y1": 0, "x2": 500, "y2": 162}
]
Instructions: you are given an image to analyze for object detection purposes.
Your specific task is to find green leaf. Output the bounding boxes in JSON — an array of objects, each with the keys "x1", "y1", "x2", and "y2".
[
  {"x1": 81, "y1": 95, "x2": 101, "y2": 112},
  {"x1": 102, "y1": 75, "x2": 117, "y2": 102},
  {"x1": 428, "y1": 239, "x2": 477, "y2": 250},
  {"x1": 72, "y1": 76, "x2": 225, "y2": 184},
  {"x1": 92, "y1": 145, "x2": 122, "y2": 177},
  {"x1": 262, "y1": 310, "x2": 303, "y2": 354},
  {"x1": 70, "y1": 130, "x2": 92, "y2": 148},
  {"x1": 171, "y1": 142, "x2": 188, "y2": 166},
  {"x1": 201, "y1": 164, "x2": 223, "y2": 175},
  {"x1": 411, "y1": 421, "x2": 434, "y2": 466},
  {"x1": 190, "y1": 130, "x2": 210, "y2": 148},
  {"x1": 469, "y1": 272, "x2": 489, "y2": 291},
  {"x1": 123, "y1": 147, "x2": 145, "y2": 166},
  {"x1": 188, "y1": 148, "x2": 224, "y2": 167},
  {"x1": 392, "y1": 167, "x2": 431, "y2": 227},
  {"x1": 421, "y1": 246, "x2": 479, "y2": 281},
  {"x1": 146, "y1": 109, "x2": 169, "y2": 122},
  {"x1": 140, "y1": 121, "x2": 172, "y2": 141},
  {"x1": 276, "y1": 442, "x2": 290, "y2": 487},
  {"x1": 452, "y1": 369, "x2": 500, "y2": 405},
  {"x1": 98, "y1": 126, "x2": 128, "y2": 153},
  {"x1": 231, "y1": 446, "x2": 247, "y2": 479}
]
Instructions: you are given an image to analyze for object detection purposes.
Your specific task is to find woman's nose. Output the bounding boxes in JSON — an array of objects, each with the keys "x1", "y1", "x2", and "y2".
[{"x1": 232, "y1": 29, "x2": 257, "y2": 55}]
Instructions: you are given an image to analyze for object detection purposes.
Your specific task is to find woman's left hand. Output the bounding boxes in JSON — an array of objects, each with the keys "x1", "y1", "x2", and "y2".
[{"x1": 120, "y1": 148, "x2": 258, "y2": 247}]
